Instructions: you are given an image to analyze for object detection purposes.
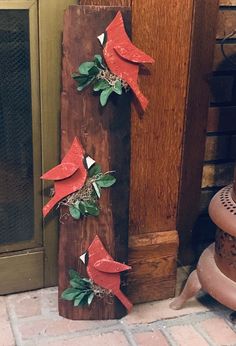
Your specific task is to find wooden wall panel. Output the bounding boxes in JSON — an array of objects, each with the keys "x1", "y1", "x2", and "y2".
[
  {"x1": 130, "y1": 1, "x2": 194, "y2": 235},
  {"x1": 187, "y1": 3, "x2": 236, "y2": 265},
  {"x1": 176, "y1": 0, "x2": 219, "y2": 265},
  {"x1": 129, "y1": 0, "x2": 218, "y2": 299},
  {"x1": 80, "y1": 0, "x2": 131, "y2": 5}
]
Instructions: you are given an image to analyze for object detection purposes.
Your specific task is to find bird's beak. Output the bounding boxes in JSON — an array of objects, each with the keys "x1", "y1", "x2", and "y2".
[
  {"x1": 97, "y1": 33, "x2": 105, "y2": 46},
  {"x1": 80, "y1": 253, "x2": 86, "y2": 264},
  {"x1": 85, "y1": 156, "x2": 96, "y2": 169}
]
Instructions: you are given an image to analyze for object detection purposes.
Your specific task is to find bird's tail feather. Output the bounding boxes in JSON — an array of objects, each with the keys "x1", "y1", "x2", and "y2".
[
  {"x1": 129, "y1": 81, "x2": 149, "y2": 112},
  {"x1": 43, "y1": 195, "x2": 61, "y2": 217},
  {"x1": 115, "y1": 290, "x2": 133, "y2": 312}
]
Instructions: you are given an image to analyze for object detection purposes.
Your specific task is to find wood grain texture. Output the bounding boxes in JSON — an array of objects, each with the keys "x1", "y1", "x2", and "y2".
[
  {"x1": 39, "y1": 0, "x2": 77, "y2": 288},
  {"x1": 217, "y1": 10, "x2": 236, "y2": 39},
  {"x1": 176, "y1": 0, "x2": 219, "y2": 264},
  {"x1": 80, "y1": 0, "x2": 131, "y2": 5},
  {"x1": 130, "y1": 0, "x2": 194, "y2": 235},
  {"x1": 59, "y1": 5, "x2": 131, "y2": 320},
  {"x1": 207, "y1": 106, "x2": 236, "y2": 132},
  {"x1": 128, "y1": 231, "x2": 178, "y2": 303},
  {"x1": 202, "y1": 162, "x2": 234, "y2": 188}
]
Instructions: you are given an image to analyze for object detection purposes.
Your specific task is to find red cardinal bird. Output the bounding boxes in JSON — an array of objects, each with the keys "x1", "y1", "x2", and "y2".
[
  {"x1": 99, "y1": 11, "x2": 154, "y2": 111},
  {"x1": 80, "y1": 235, "x2": 133, "y2": 311},
  {"x1": 41, "y1": 137, "x2": 88, "y2": 217}
]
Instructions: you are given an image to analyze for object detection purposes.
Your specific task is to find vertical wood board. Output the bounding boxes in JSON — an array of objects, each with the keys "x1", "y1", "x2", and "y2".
[
  {"x1": 59, "y1": 5, "x2": 131, "y2": 320},
  {"x1": 176, "y1": 0, "x2": 219, "y2": 264},
  {"x1": 129, "y1": 0, "x2": 194, "y2": 235}
]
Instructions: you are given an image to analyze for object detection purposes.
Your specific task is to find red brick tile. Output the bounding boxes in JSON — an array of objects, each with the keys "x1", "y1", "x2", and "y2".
[
  {"x1": 123, "y1": 298, "x2": 208, "y2": 324},
  {"x1": 0, "y1": 297, "x2": 8, "y2": 319},
  {"x1": 38, "y1": 331, "x2": 129, "y2": 346},
  {"x1": 169, "y1": 325, "x2": 209, "y2": 346},
  {"x1": 134, "y1": 330, "x2": 169, "y2": 346},
  {"x1": 0, "y1": 321, "x2": 15, "y2": 346},
  {"x1": 200, "y1": 317, "x2": 236, "y2": 345},
  {"x1": 8, "y1": 292, "x2": 41, "y2": 318},
  {"x1": 19, "y1": 318, "x2": 102, "y2": 339}
]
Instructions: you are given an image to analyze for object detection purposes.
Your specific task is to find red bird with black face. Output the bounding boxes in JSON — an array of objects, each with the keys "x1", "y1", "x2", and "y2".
[
  {"x1": 41, "y1": 137, "x2": 90, "y2": 217},
  {"x1": 80, "y1": 235, "x2": 133, "y2": 312},
  {"x1": 98, "y1": 11, "x2": 155, "y2": 112}
]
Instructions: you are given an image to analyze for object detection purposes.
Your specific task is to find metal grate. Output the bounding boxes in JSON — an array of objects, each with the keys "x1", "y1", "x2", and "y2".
[{"x1": 0, "y1": 10, "x2": 34, "y2": 245}]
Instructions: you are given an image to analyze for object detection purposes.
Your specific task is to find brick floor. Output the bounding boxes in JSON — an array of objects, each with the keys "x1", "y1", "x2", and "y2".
[{"x1": 1, "y1": 287, "x2": 236, "y2": 346}]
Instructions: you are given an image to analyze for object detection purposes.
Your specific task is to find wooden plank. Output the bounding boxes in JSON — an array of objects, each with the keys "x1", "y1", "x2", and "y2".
[
  {"x1": 207, "y1": 106, "x2": 236, "y2": 132},
  {"x1": 59, "y1": 5, "x2": 131, "y2": 320},
  {"x1": 39, "y1": 0, "x2": 77, "y2": 288},
  {"x1": 130, "y1": 1, "x2": 194, "y2": 235},
  {"x1": 0, "y1": 250, "x2": 44, "y2": 294},
  {"x1": 216, "y1": 10, "x2": 236, "y2": 40},
  {"x1": 176, "y1": 0, "x2": 219, "y2": 264},
  {"x1": 220, "y1": 0, "x2": 236, "y2": 5},
  {"x1": 210, "y1": 74, "x2": 235, "y2": 105},
  {"x1": 213, "y1": 44, "x2": 236, "y2": 71},
  {"x1": 80, "y1": 0, "x2": 131, "y2": 4},
  {"x1": 128, "y1": 231, "x2": 178, "y2": 303},
  {"x1": 204, "y1": 134, "x2": 236, "y2": 161},
  {"x1": 127, "y1": 276, "x2": 176, "y2": 303},
  {"x1": 202, "y1": 162, "x2": 234, "y2": 188}
]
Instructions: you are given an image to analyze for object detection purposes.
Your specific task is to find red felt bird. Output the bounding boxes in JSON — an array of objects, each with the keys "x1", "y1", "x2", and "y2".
[
  {"x1": 80, "y1": 235, "x2": 133, "y2": 311},
  {"x1": 41, "y1": 137, "x2": 87, "y2": 217},
  {"x1": 99, "y1": 11, "x2": 155, "y2": 111}
]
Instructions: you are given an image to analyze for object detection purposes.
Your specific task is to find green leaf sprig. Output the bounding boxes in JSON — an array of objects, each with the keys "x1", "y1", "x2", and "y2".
[
  {"x1": 72, "y1": 55, "x2": 129, "y2": 106},
  {"x1": 61, "y1": 269, "x2": 95, "y2": 307},
  {"x1": 61, "y1": 163, "x2": 116, "y2": 221}
]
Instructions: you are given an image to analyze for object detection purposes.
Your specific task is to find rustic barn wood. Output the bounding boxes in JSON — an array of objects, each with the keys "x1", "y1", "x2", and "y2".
[
  {"x1": 59, "y1": 5, "x2": 131, "y2": 320},
  {"x1": 76, "y1": 0, "x2": 219, "y2": 295}
]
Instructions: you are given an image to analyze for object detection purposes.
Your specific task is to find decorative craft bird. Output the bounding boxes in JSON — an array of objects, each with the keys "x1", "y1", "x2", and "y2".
[
  {"x1": 80, "y1": 235, "x2": 133, "y2": 311},
  {"x1": 98, "y1": 11, "x2": 155, "y2": 112},
  {"x1": 41, "y1": 137, "x2": 89, "y2": 217}
]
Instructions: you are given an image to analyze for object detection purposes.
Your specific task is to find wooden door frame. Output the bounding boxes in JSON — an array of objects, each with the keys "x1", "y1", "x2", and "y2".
[
  {"x1": 0, "y1": 0, "x2": 76, "y2": 294},
  {"x1": 39, "y1": 0, "x2": 77, "y2": 287}
]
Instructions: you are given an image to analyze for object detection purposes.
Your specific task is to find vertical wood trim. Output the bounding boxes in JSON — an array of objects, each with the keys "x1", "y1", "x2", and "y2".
[
  {"x1": 79, "y1": 0, "x2": 131, "y2": 5},
  {"x1": 129, "y1": 0, "x2": 194, "y2": 235},
  {"x1": 39, "y1": 0, "x2": 77, "y2": 287},
  {"x1": 177, "y1": 0, "x2": 219, "y2": 265},
  {"x1": 29, "y1": 0, "x2": 42, "y2": 247}
]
